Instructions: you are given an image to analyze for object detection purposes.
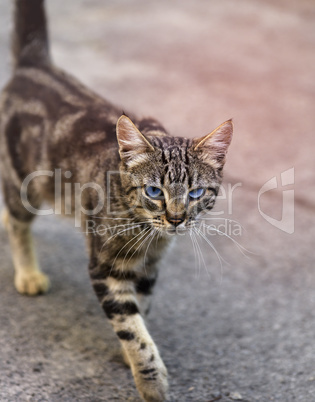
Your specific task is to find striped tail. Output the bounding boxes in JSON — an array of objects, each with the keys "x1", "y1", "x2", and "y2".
[{"x1": 12, "y1": 0, "x2": 51, "y2": 69}]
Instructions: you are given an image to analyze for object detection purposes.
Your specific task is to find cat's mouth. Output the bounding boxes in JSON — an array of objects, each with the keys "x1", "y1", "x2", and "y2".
[{"x1": 150, "y1": 218, "x2": 196, "y2": 235}]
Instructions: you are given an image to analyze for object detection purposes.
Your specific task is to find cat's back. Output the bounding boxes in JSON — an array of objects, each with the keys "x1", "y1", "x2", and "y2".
[
  {"x1": 2, "y1": 64, "x2": 121, "y2": 141},
  {"x1": 0, "y1": 63, "x2": 125, "y2": 179}
]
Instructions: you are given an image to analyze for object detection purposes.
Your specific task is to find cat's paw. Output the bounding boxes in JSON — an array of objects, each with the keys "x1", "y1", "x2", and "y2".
[
  {"x1": 15, "y1": 270, "x2": 50, "y2": 295},
  {"x1": 134, "y1": 360, "x2": 168, "y2": 402}
]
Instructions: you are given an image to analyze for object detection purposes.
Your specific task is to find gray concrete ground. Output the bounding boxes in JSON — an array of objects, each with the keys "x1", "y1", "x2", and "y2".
[{"x1": 0, "y1": 0, "x2": 314, "y2": 401}]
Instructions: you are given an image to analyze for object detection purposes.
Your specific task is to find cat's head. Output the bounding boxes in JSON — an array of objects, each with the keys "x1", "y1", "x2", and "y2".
[{"x1": 116, "y1": 115, "x2": 233, "y2": 232}]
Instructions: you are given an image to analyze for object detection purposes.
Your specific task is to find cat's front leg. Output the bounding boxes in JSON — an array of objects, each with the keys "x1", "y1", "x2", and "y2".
[
  {"x1": 135, "y1": 275, "x2": 157, "y2": 316},
  {"x1": 90, "y1": 267, "x2": 168, "y2": 402}
]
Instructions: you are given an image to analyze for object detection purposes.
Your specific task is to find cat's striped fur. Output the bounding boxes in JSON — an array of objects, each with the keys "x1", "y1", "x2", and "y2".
[{"x1": 0, "y1": 1, "x2": 233, "y2": 401}]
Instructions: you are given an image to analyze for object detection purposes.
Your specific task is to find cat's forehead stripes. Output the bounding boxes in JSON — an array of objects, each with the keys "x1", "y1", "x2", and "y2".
[{"x1": 149, "y1": 136, "x2": 192, "y2": 185}]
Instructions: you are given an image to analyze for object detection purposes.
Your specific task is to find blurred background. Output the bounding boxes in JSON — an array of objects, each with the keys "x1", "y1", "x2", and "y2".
[{"x1": 0, "y1": 0, "x2": 314, "y2": 401}]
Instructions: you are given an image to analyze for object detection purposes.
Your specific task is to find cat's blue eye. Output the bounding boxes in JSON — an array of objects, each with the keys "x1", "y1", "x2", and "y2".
[
  {"x1": 189, "y1": 188, "x2": 205, "y2": 200},
  {"x1": 145, "y1": 186, "x2": 163, "y2": 199}
]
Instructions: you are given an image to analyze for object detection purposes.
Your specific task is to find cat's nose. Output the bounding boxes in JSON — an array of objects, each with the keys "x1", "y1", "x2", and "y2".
[{"x1": 166, "y1": 213, "x2": 186, "y2": 227}]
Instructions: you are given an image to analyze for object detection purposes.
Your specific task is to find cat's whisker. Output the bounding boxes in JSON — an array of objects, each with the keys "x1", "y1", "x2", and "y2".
[
  {"x1": 142, "y1": 229, "x2": 158, "y2": 277},
  {"x1": 189, "y1": 230, "x2": 200, "y2": 279},
  {"x1": 194, "y1": 226, "x2": 227, "y2": 264},
  {"x1": 200, "y1": 217, "x2": 245, "y2": 230},
  {"x1": 153, "y1": 226, "x2": 164, "y2": 247},
  {"x1": 194, "y1": 231, "x2": 207, "y2": 279},
  {"x1": 85, "y1": 223, "x2": 134, "y2": 235},
  {"x1": 108, "y1": 227, "x2": 150, "y2": 281},
  {"x1": 97, "y1": 224, "x2": 144, "y2": 260},
  {"x1": 124, "y1": 228, "x2": 155, "y2": 278},
  {"x1": 91, "y1": 216, "x2": 152, "y2": 225},
  {"x1": 90, "y1": 221, "x2": 151, "y2": 233},
  {"x1": 192, "y1": 230, "x2": 210, "y2": 278},
  {"x1": 191, "y1": 230, "x2": 202, "y2": 278},
  {"x1": 200, "y1": 222, "x2": 253, "y2": 258},
  {"x1": 120, "y1": 227, "x2": 152, "y2": 272},
  {"x1": 192, "y1": 231, "x2": 201, "y2": 279},
  {"x1": 111, "y1": 227, "x2": 151, "y2": 273},
  {"x1": 90, "y1": 216, "x2": 134, "y2": 220},
  {"x1": 155, "y1": 229, "x2": 160, "y2": 246},
  {"x1": 103, "y1": 224, "x2": 143, "y2": 243},
  {"x1": 193, "y1": 226, "x2": 225, "y2": 280}
]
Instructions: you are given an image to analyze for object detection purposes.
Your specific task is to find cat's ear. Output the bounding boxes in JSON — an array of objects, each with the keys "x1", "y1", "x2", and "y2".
[
  {"x1": 116, "y1": 115, "x2": 155, "y2": 163},
  {"x1": 192, "y1": 119, "x2": 233, "y2": 167}
]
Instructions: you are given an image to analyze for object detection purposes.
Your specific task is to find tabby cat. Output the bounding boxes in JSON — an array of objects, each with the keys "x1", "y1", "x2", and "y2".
[{"x1": 0, "y1": 1, "x2": 233, "y2": 401}]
